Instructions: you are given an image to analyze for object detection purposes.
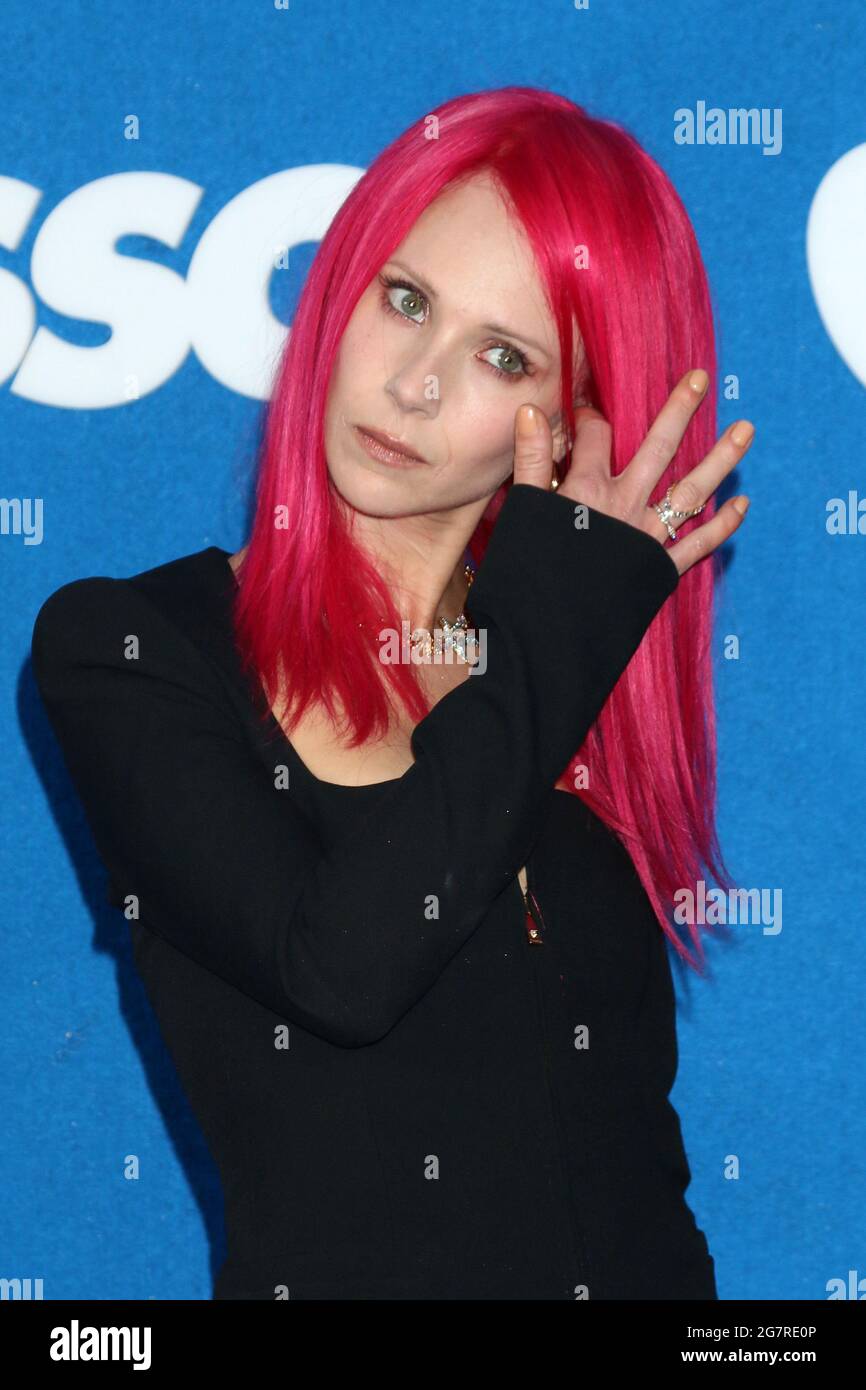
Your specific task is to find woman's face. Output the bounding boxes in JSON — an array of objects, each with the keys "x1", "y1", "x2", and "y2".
[{"x1": 323, "y1": 172, "x2": 580, "y2": 519}]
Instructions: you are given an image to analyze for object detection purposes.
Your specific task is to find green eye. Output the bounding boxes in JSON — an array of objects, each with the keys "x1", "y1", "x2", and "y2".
[
  {"x1": 377, "y1": 271, "x2": 535, "y2": 383},
  {"x1": 480, "y1": 345, "x2": 526, "y2": 376},
  {"x1": 382, "y1": 278, "x2": 427, "y2": 323}
]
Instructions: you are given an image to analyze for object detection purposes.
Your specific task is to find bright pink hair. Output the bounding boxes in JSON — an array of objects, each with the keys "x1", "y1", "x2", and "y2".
[{"x1": 231, "y1": 85, "x2": 737, "y2": 973}]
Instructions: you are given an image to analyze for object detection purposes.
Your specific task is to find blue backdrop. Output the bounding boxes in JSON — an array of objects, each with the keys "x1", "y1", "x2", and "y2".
[{"x1": 4, "y1": 0, "x2": 864, "y2": 1301}]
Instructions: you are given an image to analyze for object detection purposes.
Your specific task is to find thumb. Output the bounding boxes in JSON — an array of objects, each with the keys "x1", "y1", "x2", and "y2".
[{"x1": 511, "y1": 404, "x2": 553, "y2": 491}]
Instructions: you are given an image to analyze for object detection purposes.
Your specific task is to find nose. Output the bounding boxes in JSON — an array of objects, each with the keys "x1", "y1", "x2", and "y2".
[
  {"x1": 384, "y1": 370, "x2": 440, "y2": 417},
  {"x1": 383, "y1": 342, "x2": 445, "y2": 418}
]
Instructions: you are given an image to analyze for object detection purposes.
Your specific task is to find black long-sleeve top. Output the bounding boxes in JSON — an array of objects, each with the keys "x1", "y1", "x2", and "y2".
[{"x1": 31, "y1": 483, "x2": 717, "y2": 1300}]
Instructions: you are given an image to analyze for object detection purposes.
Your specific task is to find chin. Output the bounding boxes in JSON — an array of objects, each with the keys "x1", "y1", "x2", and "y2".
[{"x1": 327, "y1": 463, "x2": 429, "y2": 520}]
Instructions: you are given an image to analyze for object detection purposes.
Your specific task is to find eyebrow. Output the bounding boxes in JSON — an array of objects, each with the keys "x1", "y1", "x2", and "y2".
[{"x1": 387, "y1": 258, "x2": 552, "y2": 359}]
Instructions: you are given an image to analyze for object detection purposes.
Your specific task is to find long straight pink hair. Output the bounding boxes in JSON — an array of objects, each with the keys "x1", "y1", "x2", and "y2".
[{"x1": 231, "y1": 86, "x2": 736, "y2": 973}]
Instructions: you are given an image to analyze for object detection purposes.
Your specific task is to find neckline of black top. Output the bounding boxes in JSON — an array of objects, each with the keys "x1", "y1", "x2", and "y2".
[
  {"x1": 201, "y1": 545, "x2": 395, "y2": 795},
  {"x1": 202, "y1": 544, "x2": 574, "y2": 805}
]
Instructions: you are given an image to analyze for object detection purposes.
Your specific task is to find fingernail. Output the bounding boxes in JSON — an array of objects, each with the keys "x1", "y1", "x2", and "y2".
[
  {"x1": 516, "y1": 405, "x2": 542, "y2": 436},
  {"x1": 730, "y1": 420, "x2": 755, "y2": 448},
  {"x1": 688, "y1": 369, "x2": 708, "y2": 394},
  {"x1": 733, "y1": 495, "x2": 750, "y2": 516}
]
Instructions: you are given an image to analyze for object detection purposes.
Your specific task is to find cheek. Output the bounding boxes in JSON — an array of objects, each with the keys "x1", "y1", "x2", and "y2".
[
  {"x1": 437, "y1": 389, "x2": 518, "y2": 474},
  {"x1": 327, "y1": 299, "x2": 383, "y2": 404},
  {"x1": 347, "y1": 292, "x2": 391, "y2": 359},
  {"x1": 328, "y1": 328, "x2": 370, "y2": 406}
]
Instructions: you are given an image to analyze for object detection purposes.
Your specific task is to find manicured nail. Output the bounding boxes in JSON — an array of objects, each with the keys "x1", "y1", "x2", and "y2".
[
  {"x1": 516, "y1": 405, "x2": 542, "y2": 435},
  {"x1": 688, "y1": 369, "x2": 708, "y2": 394},
  {"x1": 730, "y1": 421, "x2": 755, "y2": 448},
  {"x1": 733, "y1": 496, "x2": 750, "y2": 516}
]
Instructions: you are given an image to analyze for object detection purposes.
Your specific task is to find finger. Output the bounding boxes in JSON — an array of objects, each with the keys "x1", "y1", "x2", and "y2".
[
  {"x1": 512, "y1": 404, "x2": 553, "y2": 490},
  {"x1": 566, "y1": 405, "x2": 612, "y2": 479},
  {"x1": 647, "y1": 418, "x2": 755, "y2": 544},
  {"x1": 625, "y1": 369, "x2": 710, "y2": 502},
  {"x1": 666, "y1": 495, "x2": 750, "y2": 575}
]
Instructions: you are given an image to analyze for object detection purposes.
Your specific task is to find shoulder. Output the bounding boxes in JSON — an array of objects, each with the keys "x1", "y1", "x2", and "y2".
[{"x1": 31, "y1": 547, "x2": 233, "y2": 702}]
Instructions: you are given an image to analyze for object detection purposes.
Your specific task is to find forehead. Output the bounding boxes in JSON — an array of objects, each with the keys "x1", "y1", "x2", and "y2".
[{"x1": 388, "y1": 174, "x2": 560, "y2": 356}]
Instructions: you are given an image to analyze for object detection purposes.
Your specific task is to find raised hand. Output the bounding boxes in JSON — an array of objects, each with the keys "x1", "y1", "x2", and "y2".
[{"x1": 511, "y1": 369, "x2": 752, "y2": 576}]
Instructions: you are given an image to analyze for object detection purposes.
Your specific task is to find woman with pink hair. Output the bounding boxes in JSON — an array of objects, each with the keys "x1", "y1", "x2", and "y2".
[{"x1": 32, "y1": 86, "x2": 752, "y2": 1300}]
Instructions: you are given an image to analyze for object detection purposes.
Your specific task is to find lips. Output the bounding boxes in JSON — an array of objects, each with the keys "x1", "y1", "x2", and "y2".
[{"x1": 355, "y1": 424, "x2": 428, "y2": 464}]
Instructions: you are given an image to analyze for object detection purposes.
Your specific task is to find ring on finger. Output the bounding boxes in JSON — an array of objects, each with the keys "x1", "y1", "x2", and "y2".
[{"x1": 652, "y1": 484, "x2": 705, "y2": 541}]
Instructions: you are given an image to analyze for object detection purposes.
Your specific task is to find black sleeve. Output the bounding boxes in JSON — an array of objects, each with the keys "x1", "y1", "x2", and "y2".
[{"x1": 31, "y1": 484, "x2": 679, "y2": 1047}]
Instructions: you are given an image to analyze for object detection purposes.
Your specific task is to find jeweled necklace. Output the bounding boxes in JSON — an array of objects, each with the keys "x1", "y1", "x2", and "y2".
[{"x1": 415, "y1": 557, "x2": 477, "y2": 664}]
